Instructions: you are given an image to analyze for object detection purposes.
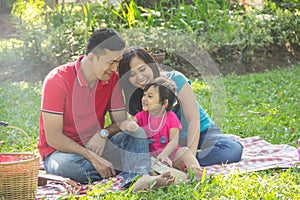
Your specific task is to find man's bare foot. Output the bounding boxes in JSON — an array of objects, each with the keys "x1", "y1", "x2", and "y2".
[{"x1": 133, "y1": 170, "x2": 175, "y2": 193}]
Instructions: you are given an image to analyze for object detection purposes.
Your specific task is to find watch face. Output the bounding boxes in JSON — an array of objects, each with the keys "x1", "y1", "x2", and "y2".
[{"x1": 100, "y1": 129, "x2": 109, "y2": 138}]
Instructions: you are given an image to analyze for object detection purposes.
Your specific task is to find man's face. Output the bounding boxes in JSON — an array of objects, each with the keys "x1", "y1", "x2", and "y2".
[{"x1": 92, "y1": 49, "x2": 123, "y2": 81}]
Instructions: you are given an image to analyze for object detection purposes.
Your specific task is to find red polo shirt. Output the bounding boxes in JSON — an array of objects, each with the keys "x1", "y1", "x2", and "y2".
[{"x1": 38, "y1": 55, "x2": 125, "y2": 160}]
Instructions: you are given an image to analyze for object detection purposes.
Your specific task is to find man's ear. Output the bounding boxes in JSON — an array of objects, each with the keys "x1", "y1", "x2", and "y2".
[{"x1": 87, "y1": 53, "x2": 95, "y2": 63}]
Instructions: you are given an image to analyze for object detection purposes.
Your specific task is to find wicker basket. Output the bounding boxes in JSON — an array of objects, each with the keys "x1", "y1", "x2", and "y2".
[{"x1": 0, "y1": 124, "x2": 39, "y2": 200}]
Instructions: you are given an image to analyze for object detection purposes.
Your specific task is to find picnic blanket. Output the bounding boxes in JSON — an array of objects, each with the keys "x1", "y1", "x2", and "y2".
[
  {"x1": 36, "y1": 134, "x2": 299, "y2": 199},
  {"x1": 36, "y1": 175, "x2": 124, "y2": 199},
  {"x1": 205, "y1": 134, "x2": 299, "y2": 176}
]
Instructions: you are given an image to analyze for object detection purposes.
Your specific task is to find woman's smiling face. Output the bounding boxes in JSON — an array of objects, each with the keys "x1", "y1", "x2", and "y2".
[{"x1": 128, "y1": 56, "x2": 154, "y2": 89}]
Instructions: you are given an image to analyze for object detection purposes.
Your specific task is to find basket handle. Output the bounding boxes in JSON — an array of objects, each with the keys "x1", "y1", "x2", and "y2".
[
  {"x1": 0, "y1": 121, "x2": 8, "y2": 127},
  {"x1": 0, "y1": 121, "x2": 36, "y2": 156}
]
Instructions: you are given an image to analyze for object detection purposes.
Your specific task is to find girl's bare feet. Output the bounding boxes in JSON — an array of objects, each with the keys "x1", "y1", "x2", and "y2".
[
  {"x1": 133, "y1": 170, "x2": 175, "y2": 192},
  {"x1": 189, "y1": 164, "x2": 203, "y2": 180}
]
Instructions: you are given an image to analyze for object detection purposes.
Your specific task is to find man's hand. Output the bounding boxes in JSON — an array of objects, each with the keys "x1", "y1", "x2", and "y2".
[
  {"x1": 88, "y1": 150, "x2": 116, "y2": 179},
  {"x1": 86, "y1": 133, "x2": 106, "y2": 155}
]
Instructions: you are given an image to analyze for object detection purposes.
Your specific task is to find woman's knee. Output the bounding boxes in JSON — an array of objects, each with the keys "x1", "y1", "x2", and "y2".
[
  {"x1": 216, "y1": 138, "x2": 243, "y2": 163},
  {"x1": 197, "y1": 138, "x2": 243, "y2": 166},
  {"x1": 228, "y1": 139, "x2": 243, "y2": 162}
]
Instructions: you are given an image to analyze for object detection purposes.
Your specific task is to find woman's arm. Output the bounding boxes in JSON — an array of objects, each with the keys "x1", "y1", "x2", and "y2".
[{"x1": 177, "y1": 83, "x2": 200, "y2": 155}]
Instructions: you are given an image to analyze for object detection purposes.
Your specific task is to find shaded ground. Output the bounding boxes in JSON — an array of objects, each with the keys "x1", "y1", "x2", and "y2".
[
  {"x1": 0, "y1": 14, "x2": 299, "y2": 82},
  {"x1": 213, "y1": 44, "x2": 300, "y2": 75}
]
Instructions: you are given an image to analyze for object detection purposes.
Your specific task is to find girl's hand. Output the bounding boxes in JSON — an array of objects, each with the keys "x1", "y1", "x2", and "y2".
[
  {"x1": 120, "y1": 120, "x2": 139, "y2": 132},
  {"x1": 126, "y1": 121, "x2": 139, "y2": 132},
  {"x1": 157, "y1": 153, "x2": 173, "y2": 167}
]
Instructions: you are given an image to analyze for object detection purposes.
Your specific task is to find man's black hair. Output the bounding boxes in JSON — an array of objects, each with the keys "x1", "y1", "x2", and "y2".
[{"x1": 86, "y1": 28, "x2": 125, "y2": 56}]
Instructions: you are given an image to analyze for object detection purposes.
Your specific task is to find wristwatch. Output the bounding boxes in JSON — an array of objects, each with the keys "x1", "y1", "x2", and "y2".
[{"x1": 99, "y1": 129, "x2": 109, "y2": 138}]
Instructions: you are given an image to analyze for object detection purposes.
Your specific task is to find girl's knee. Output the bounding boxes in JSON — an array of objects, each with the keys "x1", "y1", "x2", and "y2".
[
  {"x1": 174, "y1": 147, "x2": 194, "y2": 164},
  {"x1": 177, "y1": 146, "x2": 190, "y2": 154}
]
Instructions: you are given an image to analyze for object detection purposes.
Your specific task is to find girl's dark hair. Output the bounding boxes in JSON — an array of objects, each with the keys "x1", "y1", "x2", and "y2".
[
  {"x1": 144, "y1": 77, "x2": 180, "y2": 113},
  {"x1": 86, "y1": 28, "x2": 125, "y2": 56},
  {"x1": 118, "y1": 46, "x2": 161, "y2": 115}
]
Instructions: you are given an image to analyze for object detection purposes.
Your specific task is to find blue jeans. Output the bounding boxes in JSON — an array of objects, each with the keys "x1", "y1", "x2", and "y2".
[
  {"x1": 179, "y1": 126, "x2": 243, "y2": 166},
  {"x1": 44, "y1": 129, "x2": 151, "y2": 186},
  {"x1": 196, "y1": 126, "x2": 243, "y2": 166}
]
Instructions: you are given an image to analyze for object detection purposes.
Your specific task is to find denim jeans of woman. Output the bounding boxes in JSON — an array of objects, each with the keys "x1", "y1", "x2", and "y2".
[
  {"x1": 196, "y1": 126, "x2": 243, "y2": 166},
  {"x1": 179, "y1": 126, "x2": 243, "y2": 166}
]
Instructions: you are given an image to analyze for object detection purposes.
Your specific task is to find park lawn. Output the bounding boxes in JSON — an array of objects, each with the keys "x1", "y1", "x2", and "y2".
[{"x1": 0, "y1": 65, "x2": 299, "y2": 199}]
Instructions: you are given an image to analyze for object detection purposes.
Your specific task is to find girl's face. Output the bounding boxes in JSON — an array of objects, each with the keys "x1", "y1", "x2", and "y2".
[
  {"x1": 142, "y1": 86, "x2": 165, "y2": 115},
  {"x1": 129, "y1": 56, "x2": 154, "y2": 89}
]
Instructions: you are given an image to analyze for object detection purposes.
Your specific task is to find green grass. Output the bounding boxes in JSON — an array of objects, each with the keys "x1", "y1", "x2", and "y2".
[
  {"x1": 193, "y1": 65, "x2": 300, "y2": 148},
  {"x1": 0, "y1": 65, "x2": 299, "y2": 199},
  {"x1": 0, "y1": 81, "x2": 42, "y2": 152},
  {"x1": 223, "y1": 67, "x2": 300, "y2": 147}
]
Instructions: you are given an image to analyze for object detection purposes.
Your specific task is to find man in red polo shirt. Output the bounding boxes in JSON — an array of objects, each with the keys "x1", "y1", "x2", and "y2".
[{"x1": 38, "y1": 28, "x2": 174, "y2": 190}]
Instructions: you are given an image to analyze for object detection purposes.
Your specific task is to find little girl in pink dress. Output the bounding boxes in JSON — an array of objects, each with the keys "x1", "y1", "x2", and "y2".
[{"x1": 121, "y1": 77, "x2": 202, "y2": 178}]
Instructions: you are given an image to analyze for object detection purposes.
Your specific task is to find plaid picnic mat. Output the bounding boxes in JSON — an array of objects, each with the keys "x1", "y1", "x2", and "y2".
[
  {"x1": 36, "y1": 175, "x2": 124, "y2": 199},
  {"x1": 36, "y1": 135, "x2": 299, "y2": 199},
  {"x1": 204, "y1": 134, "x2": 299, "y2": 176}
]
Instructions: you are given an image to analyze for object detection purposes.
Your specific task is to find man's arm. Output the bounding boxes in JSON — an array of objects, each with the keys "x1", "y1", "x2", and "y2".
[
  {"x1": 107, "y1": 109, "x2": 128, "y2": 137},
  {"x1": 43, "y1": 112, "x2": 115, "y2": 178},
  {"x1": 85, "y1": 109, "x2": 127, "y2": 153},
  {"x1": 106, "y1": 123, "x2": 121, "y2": 138},
  {"x1": 43, "y1": 112, "x2": 89, "y2": 157}
]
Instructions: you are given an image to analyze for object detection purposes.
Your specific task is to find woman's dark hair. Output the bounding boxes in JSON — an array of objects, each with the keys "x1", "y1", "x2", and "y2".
[
  {"x1": 118, "y1": 46, "x2": 161, "y2": 115},
  {"x1": 144, "y1": 77, "x2": 180, "y2": 113},
  {"x1": 86, "y1": 28, "x2": 125, "y2": 56}
]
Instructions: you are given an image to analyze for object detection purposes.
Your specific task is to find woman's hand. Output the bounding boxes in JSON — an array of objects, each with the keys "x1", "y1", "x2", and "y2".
[{"x1": 88, "y1": 150, "x2": 116, "y2": 179}]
